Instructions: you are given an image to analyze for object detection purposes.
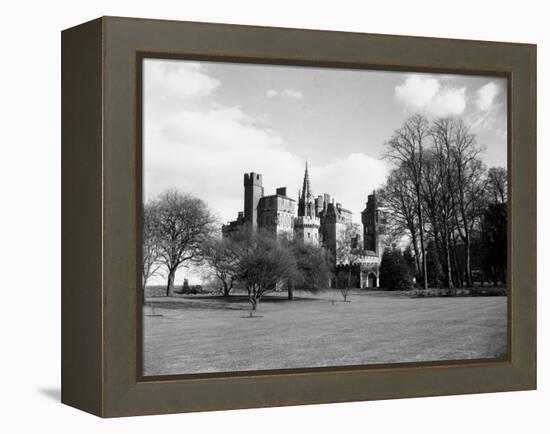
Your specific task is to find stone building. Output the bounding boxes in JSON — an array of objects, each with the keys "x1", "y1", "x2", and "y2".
[
  {"x1": 222, "y1": 166, "x2": 388, "y2": 287},
  {"x1": 257, "y1": 187, "x2": 296, "y2": 238},
  {"x1": 318, "y1": 197, "x2": 353, "y2": 265}
]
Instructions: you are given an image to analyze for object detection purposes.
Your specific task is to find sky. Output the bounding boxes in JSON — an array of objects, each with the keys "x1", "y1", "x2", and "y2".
[{"x1": 143, "y1": 58, "x2": 507, "y2": 228}]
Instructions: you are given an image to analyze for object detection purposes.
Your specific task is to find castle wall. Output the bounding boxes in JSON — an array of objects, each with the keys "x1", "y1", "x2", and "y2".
[
  {"x1": 321, "y1": 220, "x2": 345, "y2": 266},
  {"x1": 257, "y1": 194, "x2": 295, "y2": 239}
]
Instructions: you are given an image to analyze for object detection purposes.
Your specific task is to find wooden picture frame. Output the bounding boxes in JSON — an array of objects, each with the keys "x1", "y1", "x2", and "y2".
[{"x1": 61, "y1": 16, "x2": 536, "y2": 417}]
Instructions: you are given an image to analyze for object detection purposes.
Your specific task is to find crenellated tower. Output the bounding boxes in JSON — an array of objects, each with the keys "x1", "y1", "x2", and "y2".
[
  {"x1": 243, "y1": 172, "x2": 264, "y2": 231},
  {"x1": 361, "y1": 191, "x2": 388, "y2": 255}
]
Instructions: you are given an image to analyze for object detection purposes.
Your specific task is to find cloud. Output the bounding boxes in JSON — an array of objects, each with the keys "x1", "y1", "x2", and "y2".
[
  {"x1": 159, "y1": 105, "x2": 283, "y2": 157},
  {"x1": 282, "y1": 89, "x2": 303, "y2": 99},
  {"x1": 312, "y1": 154, "x2": 388, "y2": 217},
  {"x1": 144, "y1": 104, "x2": 387, "y2": 227},
  {"x1": 395, "y1": 76, "x2": 439, "y2": 108},
  {"x1": 468, "y1": 80, "x2": 506, "y2": 133},
  {"x1": 394, "y1": 75, "x2": 466, "y2": 117},
  {"x1": 476, "y1": 81, "x2": 499, "y2": 111},
  {"x1": 144, "y1": 104, "x2": 297, "y2": 225},
  {"x1": 265, "y1": 88, "x2": 303, "y2": 99},
  {"x1": 144, "y1": 59, "x2": 220, "y2": 100}
]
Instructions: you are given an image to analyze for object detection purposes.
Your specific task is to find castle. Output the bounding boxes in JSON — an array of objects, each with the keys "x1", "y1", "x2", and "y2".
[{"x1": 222, "y1": 164, "x2": 388, "y2": 288}]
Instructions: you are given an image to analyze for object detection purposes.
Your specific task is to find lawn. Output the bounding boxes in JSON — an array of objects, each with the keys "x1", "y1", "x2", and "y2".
[{"x1": 142, "y1": 290, "x2": 507, "y2": 376}]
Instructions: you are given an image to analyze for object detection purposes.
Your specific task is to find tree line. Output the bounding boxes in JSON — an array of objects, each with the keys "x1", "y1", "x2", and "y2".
[
  {"x1": 142, "y1": 190, "x2": 331, "y2": 311},
  {"x1": 380, "y1": 114, "x2": 507, "y2": 291}
]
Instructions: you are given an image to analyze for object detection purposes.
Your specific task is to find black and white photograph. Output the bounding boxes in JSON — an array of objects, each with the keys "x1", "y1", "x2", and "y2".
[{"x1": 141, "y1": 58, "x2": 508, "y2": 376}]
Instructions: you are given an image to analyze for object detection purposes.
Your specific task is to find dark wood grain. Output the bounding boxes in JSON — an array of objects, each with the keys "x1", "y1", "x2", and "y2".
[{"x1": 61, "y1": 18, "x2": 104, "y2": 415}]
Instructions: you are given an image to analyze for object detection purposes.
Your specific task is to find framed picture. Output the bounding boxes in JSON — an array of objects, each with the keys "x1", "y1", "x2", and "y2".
[{"x1": 61, "y1": 16, "x2": 536, "y2": 417}]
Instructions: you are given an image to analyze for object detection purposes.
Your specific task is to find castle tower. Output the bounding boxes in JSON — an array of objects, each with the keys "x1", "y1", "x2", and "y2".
[
  {"x1": 361, "y1": 191, "x2": 387, "y2": 255},
  {"x1": 320, "y1": 200, "x2": 353, "y2": 267},
  {"x1": 294, "y1": 162, "x2": 320, "y2": 246},
  {"x1": 243, "y1": 172, "x2": 264, "y2": 231},
  {"x1": 257, "y1": 187, "x2": 296, "y2": 239}
]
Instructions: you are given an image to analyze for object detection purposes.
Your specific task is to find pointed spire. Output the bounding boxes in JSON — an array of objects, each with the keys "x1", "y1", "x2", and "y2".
[
  {"x1": 298, "y1": 161, "x2": 315, "y2": 217},
  {"x1": 302, "y1": 161, "x2": 311, "y2": 200}
]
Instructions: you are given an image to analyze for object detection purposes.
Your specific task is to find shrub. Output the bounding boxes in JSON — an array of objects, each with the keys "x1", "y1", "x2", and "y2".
[
  {"x1": 289, "y1": 240, "x2": 331, "y2": 291},
  {"x1": 379, "y1": 248, "x2": 414, "y2": 291}
]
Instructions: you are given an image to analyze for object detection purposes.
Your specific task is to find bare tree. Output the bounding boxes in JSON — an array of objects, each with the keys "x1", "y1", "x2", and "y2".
[
  {"x1": 232, "y1": 229, "x2": 296, "y2": 313},
  {"x1": 382, "y1": 115, "x2": 502, "y2": 291},
  {"x1": 384, "y1": 114, "x2": 429, "y2": 289},
  {"x1": 448, "y1": 120, "x2": 487, "y2": 286},
  {"x1": 142, "y1": 200, "x2": 162, "y2": 289},
  {"x1": 153, "y1": 190, "x2": 217, "y2": 297},
  {"x1": 481, "y1": 167, "x2": 508, "y2": 286},
  {"x1": 487, "y1": 167, "x2": 508, "y2": 204},
  {"x1": 202, "y1": 237, "x2": 239, "y2": 297},
  {"x1": 380, "y1": 168, "x2": 421, "y2": 279},
  {"x1": 420, "y1": 150, "x2": 446, "y2": 286},
  {"x1": 335, "y1": 223, "x2": 363, "y2": 301},
  {"x1": 430, "y1": 118, "x2": 457, "y2": 290}
]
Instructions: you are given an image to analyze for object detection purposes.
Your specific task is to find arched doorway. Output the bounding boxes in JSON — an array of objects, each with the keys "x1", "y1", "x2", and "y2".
[{"x1": 367, "y1": 272, "x2": 377, "y2": 288}]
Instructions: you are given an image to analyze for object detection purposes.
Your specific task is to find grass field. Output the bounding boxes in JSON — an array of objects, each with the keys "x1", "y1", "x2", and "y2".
[{"x1": 142, "y1": 290, "x2": 507, "y2": 376}]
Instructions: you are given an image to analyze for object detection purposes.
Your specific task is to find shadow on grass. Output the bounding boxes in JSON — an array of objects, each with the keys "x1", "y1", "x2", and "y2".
[
  {"x1": 145, "y1": 294, "x2": 323, "y2": 312},
  {"x1": 190, "y1": 295, "x2": 321, "y2": 303},
  {"x1": 146, "y1": 300, "x2": 247, "y2": 311}
]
